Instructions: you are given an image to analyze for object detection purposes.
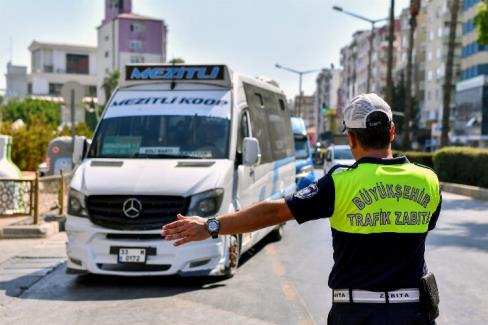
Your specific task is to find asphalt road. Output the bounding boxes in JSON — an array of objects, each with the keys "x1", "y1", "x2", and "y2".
[{"x1": 0, "y1": 170, "x2": 487, "y2": 324}]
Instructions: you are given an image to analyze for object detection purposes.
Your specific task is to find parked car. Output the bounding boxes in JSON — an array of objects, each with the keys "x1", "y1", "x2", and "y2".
[
  {"x1": 291, "y1": 117, "x2": 316, "y2": 190},
  {"x1": 323, "y1": 144, "x2": 355, "y2": 174}
]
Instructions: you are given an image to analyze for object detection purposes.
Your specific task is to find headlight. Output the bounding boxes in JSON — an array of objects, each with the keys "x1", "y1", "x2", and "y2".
[
  {"x1": 68, "y1": 188, "x2": 89, "y2": 218},
  {"x1": 187, "y1": 189, "x2": 224, "y2": 217}
]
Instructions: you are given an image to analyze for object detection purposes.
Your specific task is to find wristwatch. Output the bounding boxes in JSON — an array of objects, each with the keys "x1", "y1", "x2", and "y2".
[{"x1": 206, "y1": 218, "x2": 220, "y2": 239}]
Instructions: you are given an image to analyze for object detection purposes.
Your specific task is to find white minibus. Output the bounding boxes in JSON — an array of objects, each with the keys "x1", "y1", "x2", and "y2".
[{"x1": 66, "y1": 64, "x2": 296, "y2": 276}]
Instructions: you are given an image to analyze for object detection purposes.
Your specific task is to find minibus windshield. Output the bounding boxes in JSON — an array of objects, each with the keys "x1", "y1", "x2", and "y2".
[
  {"x1": 88, "y1": 90, "x2": 231, "y2": 159},
  {"x1": 88, "y1": 115, "x2": 230, "y2": 159}
]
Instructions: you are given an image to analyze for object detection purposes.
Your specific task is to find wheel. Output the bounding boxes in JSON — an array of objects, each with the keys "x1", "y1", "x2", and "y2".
[
  {"x1": 224, "y1": 234, "x2": 241, "y2": 277},
  {"x1": 269, "y1": 224, "x2": 284, "y2": 242}
]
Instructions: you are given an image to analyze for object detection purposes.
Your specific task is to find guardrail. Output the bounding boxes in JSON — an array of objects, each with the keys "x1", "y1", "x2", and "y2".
[{"x1": 0, "y1": 171, "x2": 72, "y2": 224}]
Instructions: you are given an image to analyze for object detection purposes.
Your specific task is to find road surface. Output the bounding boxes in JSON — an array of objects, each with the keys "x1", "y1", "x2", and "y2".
[{"x1": 0, "y1": 170, "x2": 487, "y2": 324}]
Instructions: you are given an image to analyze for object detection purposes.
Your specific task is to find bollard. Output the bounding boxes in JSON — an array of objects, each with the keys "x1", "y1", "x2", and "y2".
[
  {"x1": 33, "y1": 171, "x2": 40, "y2": 224},
  {"x1": 59, "y1": 170, "x2": 65, "y2": 214}
]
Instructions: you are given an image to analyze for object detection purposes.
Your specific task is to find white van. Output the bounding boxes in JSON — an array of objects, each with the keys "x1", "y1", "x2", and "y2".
[{"x1": 66, "y1": 64, "x2": 296, "y2": 277}]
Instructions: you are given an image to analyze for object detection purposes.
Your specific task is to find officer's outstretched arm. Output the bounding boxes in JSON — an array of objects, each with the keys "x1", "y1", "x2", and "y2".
[{"x1": 162, "y1": 199, "x2": 294, "y2": 246}]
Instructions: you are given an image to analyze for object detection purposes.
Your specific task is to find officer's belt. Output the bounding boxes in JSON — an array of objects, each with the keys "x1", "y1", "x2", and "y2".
[{"x1": 333, "y1": 288, "x2": 420, "y2": 303}]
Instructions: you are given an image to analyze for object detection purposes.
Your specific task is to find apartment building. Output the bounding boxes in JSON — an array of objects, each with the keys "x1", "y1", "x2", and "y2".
[
  {"x1": 4, "y1": 41, "x2": 97, "y2": 102},
  {"x1": 314, "y1": 67, "x2": 341, "y2": 135},
  {"x1": 455, "y1": 0, "x2": 488, "y2": 146},
  {"x1": 294, "y1": 95, "x2": 315, "y2": 129},
  {"x1": 97, "y1": 0, "x2": 168, "y2": 103}
]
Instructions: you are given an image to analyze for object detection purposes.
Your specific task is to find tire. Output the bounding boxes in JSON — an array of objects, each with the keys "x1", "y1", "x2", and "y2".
[
  {"x1": 223, "y1": 234, "x2": 241, "y2": 277},
  {"x1": 269, "y1": 224, "x2": 284, "y2": 242}
]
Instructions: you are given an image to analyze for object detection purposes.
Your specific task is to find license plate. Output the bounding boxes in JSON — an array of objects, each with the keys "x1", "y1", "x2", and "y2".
[{"x1": 118, "y1": 248, "x2": 147, "y2": 264}]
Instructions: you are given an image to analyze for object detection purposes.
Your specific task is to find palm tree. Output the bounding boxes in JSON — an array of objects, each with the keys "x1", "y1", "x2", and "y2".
[
  {"x1": 402, "y1": 0, "x2": 420, "y2": 150},
  {"x1": 441, "y1": 0, "x2": 461, "y2": 147},
  {"x1": 169, "y1": 57, "x2": 185, "y2": 64},
  {"x1": 101, "y1": 70, "x2": 120, "y2": 104}
]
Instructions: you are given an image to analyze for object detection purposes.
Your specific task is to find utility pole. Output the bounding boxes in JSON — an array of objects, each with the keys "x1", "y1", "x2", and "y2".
[
  {"x1": 441, "y1": 0, "x2": 461, "y2": 147},
  {"x1": 402, "y1": 0, "x2": 420, "y2": 151},
  {"x1": 275, "y1": 64, "x2": 320, "y2": 117},
  {"x1": 332, "y1": 6, "x2": 387, "y2": 93},
  {"x1": 386, "y1": 0, "x2": 395, "y2": 105}
]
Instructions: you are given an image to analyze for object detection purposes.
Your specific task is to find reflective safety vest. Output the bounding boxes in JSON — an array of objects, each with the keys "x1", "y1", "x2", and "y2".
[{"x1": 329, "y1": 160, "x2": 441, "y2": 234}]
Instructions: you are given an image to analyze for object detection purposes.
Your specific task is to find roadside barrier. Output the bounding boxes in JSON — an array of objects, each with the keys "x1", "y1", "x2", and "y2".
[{"x1": 0, "y1": 171, "x2": 71, "y2": 223}]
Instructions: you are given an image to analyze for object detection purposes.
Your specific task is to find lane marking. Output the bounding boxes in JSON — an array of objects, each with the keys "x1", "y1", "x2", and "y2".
[
  {"x1": 266, "y1": 243, "x2": 317, "y2": 324},
  {"x1": 272, "y1": 260, "x2": 286, "y2": 277}
]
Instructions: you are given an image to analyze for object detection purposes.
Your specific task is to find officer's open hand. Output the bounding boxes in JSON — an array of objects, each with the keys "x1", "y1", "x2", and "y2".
[{"x1": 161, "y1": 214, "x2": 210, "y2": 246}]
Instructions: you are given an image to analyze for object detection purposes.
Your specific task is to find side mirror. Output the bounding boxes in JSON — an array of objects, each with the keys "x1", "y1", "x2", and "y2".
[
  {"x1": 243, "y1": 137, "x2": 261, "y2": 166},
  {"x1": 73, "y1": 136, "x2": 88, "y2": 166}
]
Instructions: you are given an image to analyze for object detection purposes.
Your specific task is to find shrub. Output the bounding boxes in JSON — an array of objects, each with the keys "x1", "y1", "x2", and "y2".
[
  {"x1": 393, "y1": 151, "x2": 434, "y2": 168},
  {"x1": 433, "y1": 147, "x2": 488, "y2": 188},
  {"x1": 1, "y1": 99, "x2": 61, "y2": 126},
  {"x1": 1, "y1": 117, "x2": 56, "y2": 171}
]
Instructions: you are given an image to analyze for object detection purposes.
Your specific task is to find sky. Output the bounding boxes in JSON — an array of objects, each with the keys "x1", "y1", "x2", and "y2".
[{"x1": 0, "y1": 0, "x2": 410, "y2": 99}]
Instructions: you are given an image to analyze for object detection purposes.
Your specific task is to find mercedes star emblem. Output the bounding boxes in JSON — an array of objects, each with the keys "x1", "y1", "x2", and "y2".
[{"x1": 122, "y1": 198, "x2": 142, "y2": 219}]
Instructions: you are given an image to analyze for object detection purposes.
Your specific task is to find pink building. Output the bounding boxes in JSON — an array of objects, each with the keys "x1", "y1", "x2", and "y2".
[{"x1": 97, "y1": 0, "x2": 167, "y2": 103}]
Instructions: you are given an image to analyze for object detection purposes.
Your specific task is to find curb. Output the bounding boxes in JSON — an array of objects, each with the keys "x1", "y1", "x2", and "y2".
[
  {"x1": 0, "y1": 215, "x2": 66, "y2": 239},
  {"x1": 440, "y1": 182, "x2": 488, "y2": 201},
  {"x1": 0, "y1": 222, "x2": 59, "y2": 239}
]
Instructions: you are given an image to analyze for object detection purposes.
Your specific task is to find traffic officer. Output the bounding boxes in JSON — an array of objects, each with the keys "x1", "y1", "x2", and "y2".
[{"x1": 162, "y1": 93, "x2": 442, "y2": 324}]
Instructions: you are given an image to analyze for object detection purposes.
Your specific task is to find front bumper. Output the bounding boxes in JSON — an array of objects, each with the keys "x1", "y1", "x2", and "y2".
[{"x1": 65, "y1": 215, "x2": 226, "y2": 277}]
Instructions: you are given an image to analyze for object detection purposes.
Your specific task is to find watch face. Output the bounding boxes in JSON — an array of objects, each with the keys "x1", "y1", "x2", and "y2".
[{"x1": 208, "y1": 220, "x2": 218, "y2": 232}]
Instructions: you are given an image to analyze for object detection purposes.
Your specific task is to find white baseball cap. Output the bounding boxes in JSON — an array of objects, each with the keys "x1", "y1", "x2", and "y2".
[{"x1": 342, "y1": 93, "x2": 393, "y2": 131}]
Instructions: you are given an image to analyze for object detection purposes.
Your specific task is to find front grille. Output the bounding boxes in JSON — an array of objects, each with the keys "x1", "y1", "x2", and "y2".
[{"x1": 87, "y1": 195, "x2": 188, "y2": 230}]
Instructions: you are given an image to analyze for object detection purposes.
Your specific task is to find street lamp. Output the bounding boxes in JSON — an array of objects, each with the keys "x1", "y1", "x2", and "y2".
[
  {"x1": 332, "y1": 6, "x2": 387, "y2": 93},
  {"x1": 275, "y1": 63, "x2": 320, "y2": 117}
]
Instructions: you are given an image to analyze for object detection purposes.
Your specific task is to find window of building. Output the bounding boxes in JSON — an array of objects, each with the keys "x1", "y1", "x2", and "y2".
[
  {"x1": 130, "y1": 56, "x2": 144, "y2": 63},
  {"x1": 429, "y1": 31, "x2": 434, "y2": 41},
  {"x1": 105, "y1": 35, "x2": 110, "y2": 41},
  {"x1": 27, "y1": 83, "x2": 32, "y2": 95},
  {"x1": 129, "y1": 40, "x2": 143, "y2": 50},
  {"x1": 49, "y1": 83, "x2": 63, "y2": 96},
  {"x1": 32, "y1": 49, "x2": 41, "y2": 72},
  {"x1": 105, "y1": 51, "x2": 109, "y2": 58},
  {"x1": 436, "y1": 48, "x2": 442, "y2": 59},
  {"x1": 43, "y1": 49, "x2": 54, "y2": 73},
  {"x1": 66, "y1": 54, "x2": 89, "y2": 74},
  {"x1": 428, "y1": 70, "x2": 433, "y2": 81},
  {"x1": 130, "y1": 22, "x2": 143, "y2": 33},
  {"x1": 437, "y1": 27, "x2": 443, "y2": 37},
  {"x1": 427, "y1": 51, "x2": 432, "y2": 61}
]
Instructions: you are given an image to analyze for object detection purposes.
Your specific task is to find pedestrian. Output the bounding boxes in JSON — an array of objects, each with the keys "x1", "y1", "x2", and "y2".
[{"x1": 162, "y1": 93, "x2": 441, "y2": 325}]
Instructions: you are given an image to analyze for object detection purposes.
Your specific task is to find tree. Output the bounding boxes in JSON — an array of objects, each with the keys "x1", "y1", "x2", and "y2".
[
  {"x1": 58, "y1": 122, "x2": 93, "y2": 138},
  {"x1": 1, "y1": 99, "x2": 61, "y2": 126},
  {"x1": 441, "y1": 0, "x2": 461, "y2": 147},
  {"x1": 402, "y1": 0, "x2": 421, "y2": 150},
  {"x1": 475, "y1": 0, "x2": 488, "y2": 45},
  {"x1": 1, "y1": 116, "x2": 56, "y2": 171},
  {"x1": 101, "y1": 70, "x2": 120, "y2": 103},
  {"x1": 169, "y1": 57, "x2": 185, "y2": 64}
]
